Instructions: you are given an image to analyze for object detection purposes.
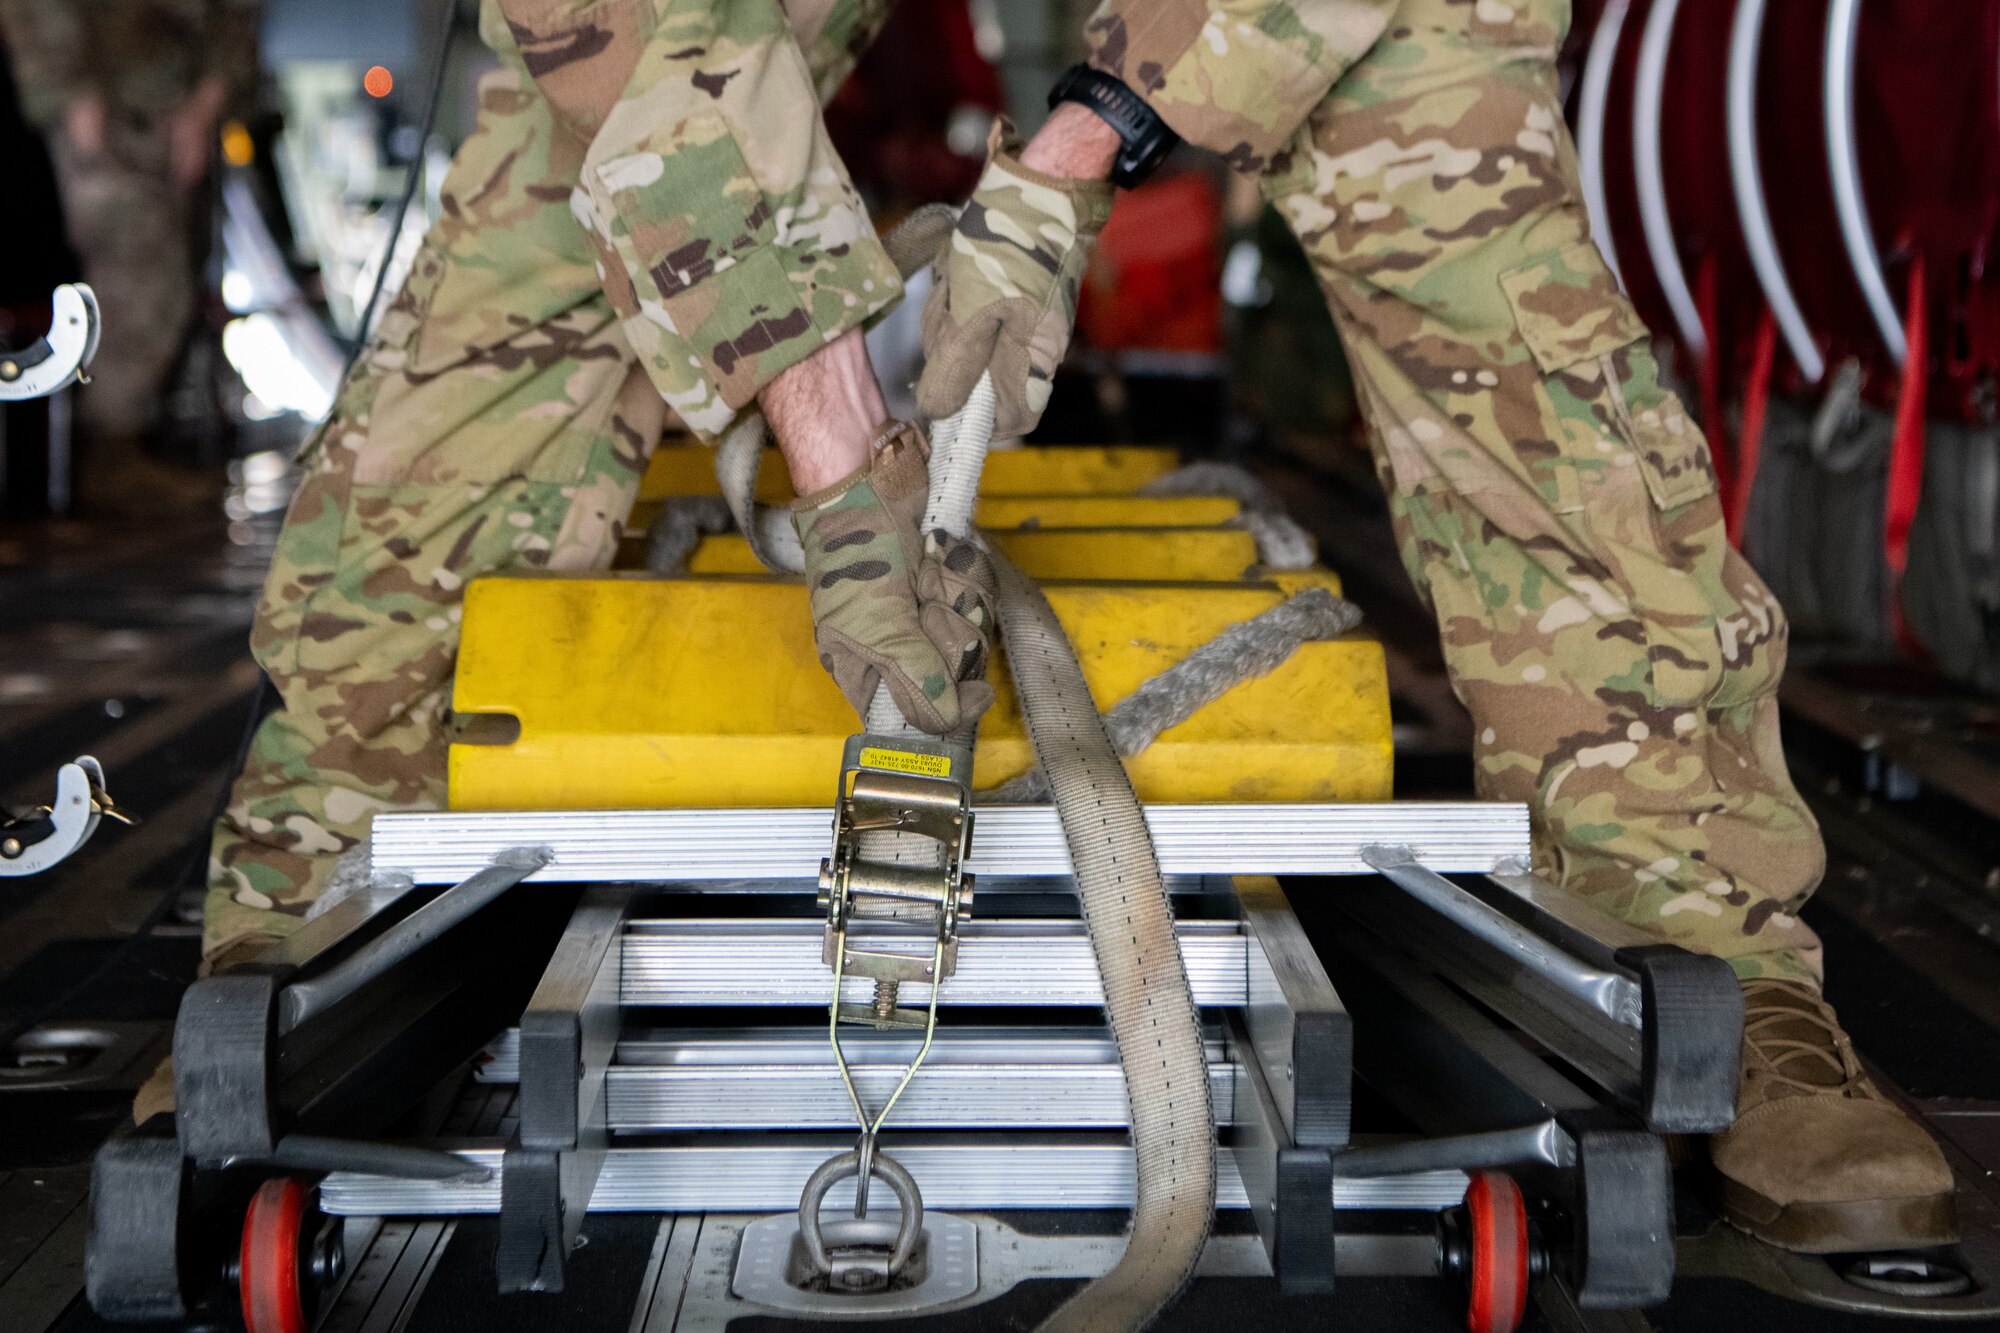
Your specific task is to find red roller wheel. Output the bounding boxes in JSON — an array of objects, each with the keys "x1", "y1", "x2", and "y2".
[
  {"x1": 240, "y1": 1178, "x2": 309, "y2": 1333},
  {"x1": 1464, "y1": 1171, "x2": 1529, "y2": 1333}
]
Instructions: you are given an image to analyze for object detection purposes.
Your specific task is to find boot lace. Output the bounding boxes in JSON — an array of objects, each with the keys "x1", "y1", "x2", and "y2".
[{"x1": 1740, "y1": 979, "x2": 1876, "y2": 1100}]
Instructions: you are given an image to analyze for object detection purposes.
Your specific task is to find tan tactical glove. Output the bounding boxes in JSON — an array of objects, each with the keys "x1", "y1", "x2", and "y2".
[
  {"x1": 916, "y1": 120, "x2": 1115, "y2": 442},
  {"x1": 917, "y1": 529, "x2": 998, "y2": 723},
  {"x1": 793, "y1": 423, "x2": 993, "y2": 735}
]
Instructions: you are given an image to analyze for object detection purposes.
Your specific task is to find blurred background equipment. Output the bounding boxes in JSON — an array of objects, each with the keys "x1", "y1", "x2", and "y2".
[
  {"x1": 0, "y1": 21, "x2": 86, "y2": 514},
  {"x1": 0, "y1": 0, "x2": 264, "y2": 513},
  {"x1": 1563, "y1": 0, "x2": 2000, "y2": 690},
  {"x1": 0, "y1": 0, "x2": 467, "y2": 521}
]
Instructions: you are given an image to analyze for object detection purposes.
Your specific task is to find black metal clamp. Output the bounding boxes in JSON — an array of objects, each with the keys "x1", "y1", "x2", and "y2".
[{"x1": 173, "y1": 848, "x2": 552, "y2": 1163}]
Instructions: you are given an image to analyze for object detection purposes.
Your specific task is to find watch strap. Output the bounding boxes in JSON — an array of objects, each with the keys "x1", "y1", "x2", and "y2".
[{"x1": 1047, "y1": 63, "x2": 1181, "y2": 189}]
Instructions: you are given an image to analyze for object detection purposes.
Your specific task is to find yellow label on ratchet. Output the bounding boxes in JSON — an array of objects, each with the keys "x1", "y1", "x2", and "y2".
[{"x1": 858, "y1": 747, "x2": 953, "y2": 779}]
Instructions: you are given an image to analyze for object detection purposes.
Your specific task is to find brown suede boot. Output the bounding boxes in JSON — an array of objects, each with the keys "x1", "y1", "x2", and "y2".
[
  {"x1": 1711, "y1": 979, "x2": 1958, "y2": 1252},
  {"x1": 132, "y1": 1055, "x2": 176, "y2": 1126}
]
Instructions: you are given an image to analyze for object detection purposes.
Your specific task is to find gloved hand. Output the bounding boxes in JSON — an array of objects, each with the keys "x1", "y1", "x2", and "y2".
[
  {"x1": 793, "y1": 423, "x2": 992, "y2": 735},
  {"x1": 917, "y1": 528, "x2": 998, "y2": 726},
  {"x1": 916, "y1": 119, "x2": 1115, "y2": 442}
]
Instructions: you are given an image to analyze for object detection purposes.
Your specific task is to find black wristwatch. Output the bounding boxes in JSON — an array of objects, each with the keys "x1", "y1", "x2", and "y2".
[{"x1": 1047, "y1": 64, "x2": 1181, "y2": 189}]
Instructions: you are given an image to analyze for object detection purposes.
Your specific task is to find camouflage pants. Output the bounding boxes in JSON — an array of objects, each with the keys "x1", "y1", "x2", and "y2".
[
  {"x1": 203, "y1": 0, "x2": 902, "y2": 954},
  {"x1": 1262, "y1": 0, "x2": 1823, "y2": 981}
]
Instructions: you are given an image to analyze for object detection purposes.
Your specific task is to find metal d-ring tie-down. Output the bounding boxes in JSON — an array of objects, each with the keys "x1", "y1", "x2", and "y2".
[
  {"x1": 796, "y1": 1148, "x2": 925, "y2": 1286},
  {"x1": 811, "y1": 929, "x2": 945, "y2": 1257},
  {"x1": 0, "y1": 284, "x2": 101, "y2": 403},
  {"x1": 803, "y1": 736, "x2": 976, "y2": 1284}
]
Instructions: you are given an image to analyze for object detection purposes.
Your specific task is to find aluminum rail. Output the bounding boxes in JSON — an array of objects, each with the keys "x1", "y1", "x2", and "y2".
[
  {"x1": 369, "y1": 802, "x2": 1531, "y2": 884},
  {"x1": 1727, "y1": 0, "x2": 1826, "y2": 383},
  {"x1": 1577, "y1": 0, "x2": 1634, "y2": 290},
  {"x1": 1331, "y1": 1123, "x2": 1574, "y2": 1179},
  {"x1": 618, "y1": 919, "x2": 1249, "y2": 1007},
  {"x1": 279, "y1": 849, "x2": 552, "y2": 1034},
  {"x1": 476, "y1": 1028, "x2": 1240, "y2": 1129},
  {"x1": 1824, "y1": 0, "x2": 1907, "y2": 365},
  {"x1": 554, "y1": 873, "x2": 1216, "y2": 896},
  {"x1": 317, "y1": 1140, "x2": 1472, "y2": 1216},
  {"x1": 1633, "y1": 0, "x2": 1709, "y2": 359},
  {"x1": 1361, "y1": 847, "x2": 1644, "y2": 1030}
]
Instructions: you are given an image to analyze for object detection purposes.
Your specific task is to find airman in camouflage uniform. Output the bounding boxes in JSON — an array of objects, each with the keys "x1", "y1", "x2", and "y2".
[
  {"x1": 908, "y1": 0, "x2": 1825, "y2": 986},
  {"x1": 0, "y1": 0, "x2": 260, "y2": 458},
  {"x1": 203, "y1": 0, "x2": 911, "y2": 953},
  {"x1": 1248, "y1": 9, "x2": 1828, "y2": 987},
  {"x1": 1052, "y1": 0, "x2": 1944, "y2": 1251},
  {"x1": 201, "y1": 0, "x2": 1954, "y2": 1252}
]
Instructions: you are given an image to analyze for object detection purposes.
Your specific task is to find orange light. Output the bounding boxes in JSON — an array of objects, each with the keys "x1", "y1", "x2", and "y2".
[
  {"x1": 221, "y1": 121, "x2": 255, "y2": 167},
  {"x1": 364, "y1": 66, "x2": 395, "y2": 99}
]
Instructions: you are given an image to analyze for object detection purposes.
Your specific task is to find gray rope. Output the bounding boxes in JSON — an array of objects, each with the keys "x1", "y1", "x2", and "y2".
[
  {"x1": 882, "y1": 203, "x2": 959, "y2": 281},
  {"x1": 642, "y1": 495, "x2": 733, "y2": 574},
  {"x1": 986, "y1": 586, "x2": 1362, "y2": 803},
  {"x1": 1138, "y1": 462, "x2": 1317, "y2": 569},
  {"x1": 708, "y1": 411, "x2": 805, "y2": 574}
]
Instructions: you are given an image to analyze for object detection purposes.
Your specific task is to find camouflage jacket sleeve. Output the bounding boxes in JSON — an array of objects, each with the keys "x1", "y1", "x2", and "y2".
[
  {"x1": 0, "y1": 0, "x2": 93, "y2": 126},
  {"x1": 1082, "y1": 0, "x2": 1397, "y2": 172},
  {"x1": 494, "y1": 0, "x2": 903, "y2": 440}
]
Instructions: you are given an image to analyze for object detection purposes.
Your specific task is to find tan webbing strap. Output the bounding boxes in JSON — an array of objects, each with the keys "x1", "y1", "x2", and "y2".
[{"x1": 991, "y1": 550, "x2": 1216, "y2": 1332}]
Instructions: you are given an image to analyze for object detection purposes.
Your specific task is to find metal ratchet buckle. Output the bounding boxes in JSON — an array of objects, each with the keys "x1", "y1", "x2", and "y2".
[
  {"x1": 801, "y1": 734, "x2": 976, "y2": 1289},
  {"x1": 1, "y1": 756, "x2": 133, "y2": 878}
]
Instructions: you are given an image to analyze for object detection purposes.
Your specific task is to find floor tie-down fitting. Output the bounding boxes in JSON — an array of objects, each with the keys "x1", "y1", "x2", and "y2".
[{"x1": 0, "y1": 756, "x2": 131, "y2": 878}]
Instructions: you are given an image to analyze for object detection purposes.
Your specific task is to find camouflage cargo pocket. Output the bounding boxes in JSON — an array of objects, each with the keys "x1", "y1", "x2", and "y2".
[
  {"x1": 1602, "y1": 339, "x2": 1719, "y2": 512},
  {"x1": 1501, "y1": 242, "x2": 1645, "y2": 375},
  {"x1": 1503, "y1": 242, "x2": 1727, "y2": 704},
  {"x1": 1501, "y1": 241, "x2": 1718, "y2": 514},
  {"x1": 354, "y1": 296, "x2": 630, "y2": 489}
]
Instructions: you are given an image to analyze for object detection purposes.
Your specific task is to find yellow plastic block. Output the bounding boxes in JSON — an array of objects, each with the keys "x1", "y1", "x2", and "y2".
[
  {"x1": 680, "y1": 527, "x2": 1265, "y2": 582},
  {"x1": 450, "y1": 575, "x2": 1392, "y2": 810},
  {"x1": 636, "y1": 444, "x2": 1181, "y2": 503},
  {"x1": 974, "y1": 495, "x2": 1240, "y2": 528},
  {"x1": 977, "y1": 445, "x2": 1180, "y2": 494},
  {"x1": 639, "y1": 447, "x2": 794, "y2": 503},
  {"x1": 623, "y1": 493, "x2": 1242, "y2": 543}
]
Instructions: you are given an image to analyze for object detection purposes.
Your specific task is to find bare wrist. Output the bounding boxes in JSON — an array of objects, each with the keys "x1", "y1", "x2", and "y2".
[
  {"x1": 1018, "y1": 102, "x2": 1121, "y2": 182},
  {"x1": 761, "y1": 327, "x2": 890, "y2": 494}
]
